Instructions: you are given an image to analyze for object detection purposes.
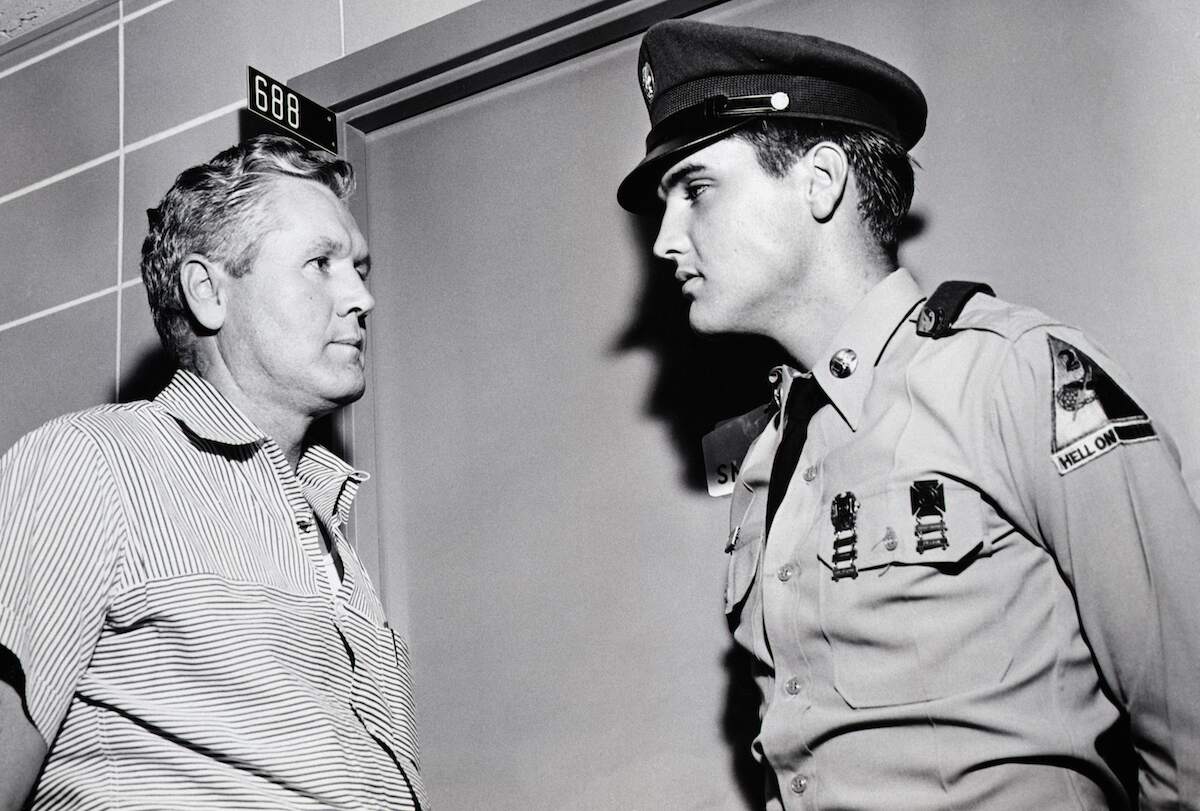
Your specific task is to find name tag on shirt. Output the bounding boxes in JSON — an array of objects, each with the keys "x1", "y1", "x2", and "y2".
[{"x1": 701, "y1": 405, "x2": 774, "y2": 497}]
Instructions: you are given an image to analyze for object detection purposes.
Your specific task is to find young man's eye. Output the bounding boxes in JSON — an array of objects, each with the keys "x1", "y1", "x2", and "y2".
[
  {"x1": 309, "y1": 256, "x2": 331, "y2": 272},
  {"x1": 683, "y1": 182, "x2": 709, "y2": 202}
]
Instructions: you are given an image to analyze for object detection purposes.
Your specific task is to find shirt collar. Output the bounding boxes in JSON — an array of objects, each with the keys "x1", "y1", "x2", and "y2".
[
  {"x1": 156, "y1": 370, "x2": 370, "y2": 525},
  {"x1": 155, "y1": 369, "x2": 268, "y2": 446},
  {"x1": 297, "y1": 445, "x2": 370, "y2": 528},
  {"x1": 808, "y1": 268, "x2": 926, "y2": 431}
]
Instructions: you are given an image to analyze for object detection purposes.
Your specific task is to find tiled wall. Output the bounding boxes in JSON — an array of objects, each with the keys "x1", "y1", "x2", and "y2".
[{"x1": 0, "y1": 0, "x2": 479, "y2": 452}]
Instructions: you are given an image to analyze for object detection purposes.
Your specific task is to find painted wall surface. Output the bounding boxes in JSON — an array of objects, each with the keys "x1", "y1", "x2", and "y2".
[
  {"x1": 0, "y1": 0, "x2": 482, "y2": 454},
  {"x1": 358, "y1": 0, "x2": 1200, "y2": 809}
]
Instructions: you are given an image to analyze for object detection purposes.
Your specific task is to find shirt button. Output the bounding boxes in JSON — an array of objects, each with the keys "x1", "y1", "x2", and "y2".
[
  {"x1": 297, "y1": 517, "x2": 313, "y2": 531},
  {"x1": 777, "y1": 564, "x2": 796, "y2": 582},
  {"x1": 802, "y1": 466, "x2": 817, "y2": 482},
  {"x1": 883, "y1": 527, "x2": 898, "y2": 551},
  {"x1": 785, "y1": 677, "x2": 802, "y2": 696},
  {"x1": 790, "y1": 774, "x2": 809, "y2": 794}
]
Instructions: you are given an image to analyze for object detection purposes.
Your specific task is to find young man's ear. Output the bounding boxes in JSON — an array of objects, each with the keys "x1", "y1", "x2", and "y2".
[
  {"x1": 804, "y1": 141, "x2": 849, "y2": 222},
  {"x1": 179, "y1": 254, "x2": 229, "y2": 331}
]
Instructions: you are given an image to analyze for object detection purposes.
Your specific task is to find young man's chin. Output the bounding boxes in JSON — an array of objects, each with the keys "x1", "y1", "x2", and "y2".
[{"x1": 687, "y1": 304, "x2": 728, "y2": 336}]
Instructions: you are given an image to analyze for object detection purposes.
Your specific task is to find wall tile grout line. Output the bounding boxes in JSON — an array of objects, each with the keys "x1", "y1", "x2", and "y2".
[
  {"x1": 123, "y1": 98, "x2": 246, "y2": 154},
  {"x1": 0, "y1": 0, "x2": 313, "y2": 341},
  {"x1": 0, "y1": 150, "x2": 121, "y2": 207},
  {"x1": 0, "y1": 91, "x2": 246, "y2": 334},
  {"x1": 124, "y1": 0, "x2": 178, "y2": 23},
  {"x1": 339, "y1": 0, "x2": 346, "y2": 59},
  {"x1": 0, "y1": 99, "x2": 246, "y2": 209},
  {"x1": 0, "y1": 278, "x2": 142, "y2": 336},
  {"x1": 115, "y1": 1, "x2": 127, "y2": 401},
  {"x1": 0, "y1": 18, "x2": 118, "y2": 82}
]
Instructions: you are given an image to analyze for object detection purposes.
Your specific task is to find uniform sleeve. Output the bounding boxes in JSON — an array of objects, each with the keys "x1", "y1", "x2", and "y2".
[
  {"x1": 987, "y1": 326, "x2": 1200, "y2": 809},
  {"x1": 0, "y1": 420, "x2": 127, "y2": 745}
]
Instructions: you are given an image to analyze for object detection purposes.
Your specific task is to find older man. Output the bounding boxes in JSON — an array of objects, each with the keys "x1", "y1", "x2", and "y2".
[
  {"x1": 0, "y1": 135, "x2": 426, "y2": 809},
  {"x1": 618, "y1": 19, "x2": 1200, "y2": 810}
]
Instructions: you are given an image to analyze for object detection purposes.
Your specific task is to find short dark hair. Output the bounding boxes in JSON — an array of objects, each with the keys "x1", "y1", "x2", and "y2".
[
  {"x1": 140, "y1": 134, "x2": 355, "y2": 371},
  {"x1": 734, "y1": 119, "x2": 916, "y2": 260}
]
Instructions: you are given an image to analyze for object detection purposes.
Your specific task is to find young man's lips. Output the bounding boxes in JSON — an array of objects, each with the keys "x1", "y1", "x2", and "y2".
[{"x1": 676, "y1": 269, "x2": 702, "y2": 293}]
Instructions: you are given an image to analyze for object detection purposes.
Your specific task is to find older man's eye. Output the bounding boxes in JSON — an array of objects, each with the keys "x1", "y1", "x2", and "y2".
[{"x1": 309, "y1": 256, "x2": 331, "y2": 272}]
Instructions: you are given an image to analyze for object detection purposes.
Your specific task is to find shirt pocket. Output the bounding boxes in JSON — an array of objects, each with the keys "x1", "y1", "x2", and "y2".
[
  {"x1": 815, "y1": 480, "x2": 1012, "y2": 707},
  {"x1": 725, "y1": 484, "x2": 766, "y2": 616},
  {"x1": 339, "y1": 607, "x2": 418, "y2": 748}
]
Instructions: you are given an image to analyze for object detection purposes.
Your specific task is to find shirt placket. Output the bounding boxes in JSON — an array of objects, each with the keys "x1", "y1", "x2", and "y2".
[
  {"x1": 271, "y1": 446, "x2": 404, "y2": 808},
  {"x1": 302, "y1": 464, "x2": 416, "y2": 809},
  {"x1": 257, "y1": 444, "x2": 339, "y2": 595},
  {"x1": 762, "y1": 404, "x2": 828, "y2": 808}
]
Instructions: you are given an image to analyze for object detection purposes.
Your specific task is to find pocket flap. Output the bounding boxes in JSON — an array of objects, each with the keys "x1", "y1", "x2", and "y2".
[{"x1": 725, "y1": 484, "x2": 765, "y2": 614}]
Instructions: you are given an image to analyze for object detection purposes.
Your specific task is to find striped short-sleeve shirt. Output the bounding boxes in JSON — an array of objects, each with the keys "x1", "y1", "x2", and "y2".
[{"x1": 0, "y1": 370, "x2": 427, "y2": 810}]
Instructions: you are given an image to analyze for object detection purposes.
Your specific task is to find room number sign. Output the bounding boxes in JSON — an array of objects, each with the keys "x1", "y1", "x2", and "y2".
[{"x1": 247, "y1": 66, "x2": 338, "y2": 153}]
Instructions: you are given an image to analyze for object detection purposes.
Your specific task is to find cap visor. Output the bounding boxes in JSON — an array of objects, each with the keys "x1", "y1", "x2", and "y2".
[{"x1": 616, "y1": 120, "x2": 749, "y2": 214}]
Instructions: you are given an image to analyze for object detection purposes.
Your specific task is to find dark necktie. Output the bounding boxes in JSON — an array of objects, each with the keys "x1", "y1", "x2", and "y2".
[{"x1": 765, "y1": 376, "x2": 828, "y2": 536}]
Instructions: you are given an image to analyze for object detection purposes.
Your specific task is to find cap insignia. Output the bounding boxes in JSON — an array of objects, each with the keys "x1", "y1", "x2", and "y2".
[{"x1": 640, "y1": 61, "x2": 655, "y2": 104}]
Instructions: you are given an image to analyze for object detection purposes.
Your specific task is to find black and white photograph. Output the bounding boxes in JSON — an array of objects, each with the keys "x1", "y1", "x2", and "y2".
[{"x1": 1, "y1": 1, "x2": 1198, "y2": 809}]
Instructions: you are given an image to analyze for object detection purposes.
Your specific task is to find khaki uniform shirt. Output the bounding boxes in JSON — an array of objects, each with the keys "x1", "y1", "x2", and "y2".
[{"x1": 726, "y1": 269, "x2": 1200, "y2": 809}]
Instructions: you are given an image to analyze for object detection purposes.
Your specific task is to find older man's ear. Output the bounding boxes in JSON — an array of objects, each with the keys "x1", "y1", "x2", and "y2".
[{"x1": 179, "y1": 254, "x2": 228, "y2": 332}]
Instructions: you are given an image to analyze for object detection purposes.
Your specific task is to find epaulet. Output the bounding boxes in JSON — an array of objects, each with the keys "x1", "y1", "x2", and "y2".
[{"x1": 915, "y1": 281, "x2": 995, "y2": 338}]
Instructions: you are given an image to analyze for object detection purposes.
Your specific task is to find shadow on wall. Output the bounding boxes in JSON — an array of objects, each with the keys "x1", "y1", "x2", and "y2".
[
  {"x1": 722, "y1": 644, "x2": 768, "y2": 807},
  {"x1": 615, "y1": 205, "x2": 927, "y2": 806},
  {"x1": 613, "y1": 212, "x2": 789, "y2": 493},
  {"x1": 614, "y1": 208, "x2": 929, "y2": 492}
]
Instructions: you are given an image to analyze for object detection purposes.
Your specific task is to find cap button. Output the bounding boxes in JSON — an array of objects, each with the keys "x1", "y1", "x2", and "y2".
[
  {"x1": 829, "y1": 348, "x2": 858, "y2": 378},
  {"x1": 770, "y1": 91, "x2": 790, "y2": 111}
]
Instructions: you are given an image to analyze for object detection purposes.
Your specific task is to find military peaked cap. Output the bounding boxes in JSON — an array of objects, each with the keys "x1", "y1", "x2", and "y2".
[{"x1": 617, "y1": 19, "x2": 927, "y2": 212}]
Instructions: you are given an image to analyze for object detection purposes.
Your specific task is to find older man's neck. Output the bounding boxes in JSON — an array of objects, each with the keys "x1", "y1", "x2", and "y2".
[{"x1": 197, "y1": 363, "x2": 314, "y2": 471}]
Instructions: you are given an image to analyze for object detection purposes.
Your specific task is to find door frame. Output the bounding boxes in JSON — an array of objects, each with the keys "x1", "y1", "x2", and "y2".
[{"x1": 290, "y1": 0, "x2": 721, "y2": 590}]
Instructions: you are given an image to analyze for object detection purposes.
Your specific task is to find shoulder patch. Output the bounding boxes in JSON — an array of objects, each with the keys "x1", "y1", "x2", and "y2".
[{"x1": 1049, "y1": 335, "x2": 1156, "y2": 474}]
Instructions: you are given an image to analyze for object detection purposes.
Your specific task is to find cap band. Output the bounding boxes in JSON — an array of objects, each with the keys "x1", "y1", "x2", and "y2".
[{"x1": 649, "y1": 73, "x2": 901, "y2": 148}]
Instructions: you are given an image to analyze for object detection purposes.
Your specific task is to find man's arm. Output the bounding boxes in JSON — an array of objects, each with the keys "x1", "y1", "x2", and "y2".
[
  {"x1": 0, "y1": 419, "x2": 127, "y2": 804},
  {"x1": 988, "y1": 327, "x2": 1200, "y2": 808},
  {"x1": 0, "y1": 676, "x2": 46, "y2": 811}
]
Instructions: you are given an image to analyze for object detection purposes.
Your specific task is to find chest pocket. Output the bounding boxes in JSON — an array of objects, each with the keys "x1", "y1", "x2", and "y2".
[
  {"x1": 815, "y1": 480, "x2": 1013, "y2": 707},
  {"x1": 725, "y1": 483, "x2": 766, "y2": 616}
]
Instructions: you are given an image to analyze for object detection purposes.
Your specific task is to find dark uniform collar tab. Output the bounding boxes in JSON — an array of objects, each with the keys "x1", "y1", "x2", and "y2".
[{"x1": 916, "y1": 281, "x2": 996, "y2": 338}]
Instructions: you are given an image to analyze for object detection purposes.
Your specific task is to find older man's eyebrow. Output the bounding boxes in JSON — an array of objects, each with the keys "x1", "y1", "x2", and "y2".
[
  {"x1": 658, "y1": 162, "x2": 706, "y2": 199},
  {"x1": 305, "y1": 236, "x2": 348, "y2": 256}
]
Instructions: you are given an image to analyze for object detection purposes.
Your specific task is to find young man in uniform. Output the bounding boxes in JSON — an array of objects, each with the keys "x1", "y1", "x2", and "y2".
[
  {"x1": 617, "y1": 19, "x2": 1200, "y2": 809},
  {"x1": 0, "y1": 135, "x2": 426, "y2": 810}
]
